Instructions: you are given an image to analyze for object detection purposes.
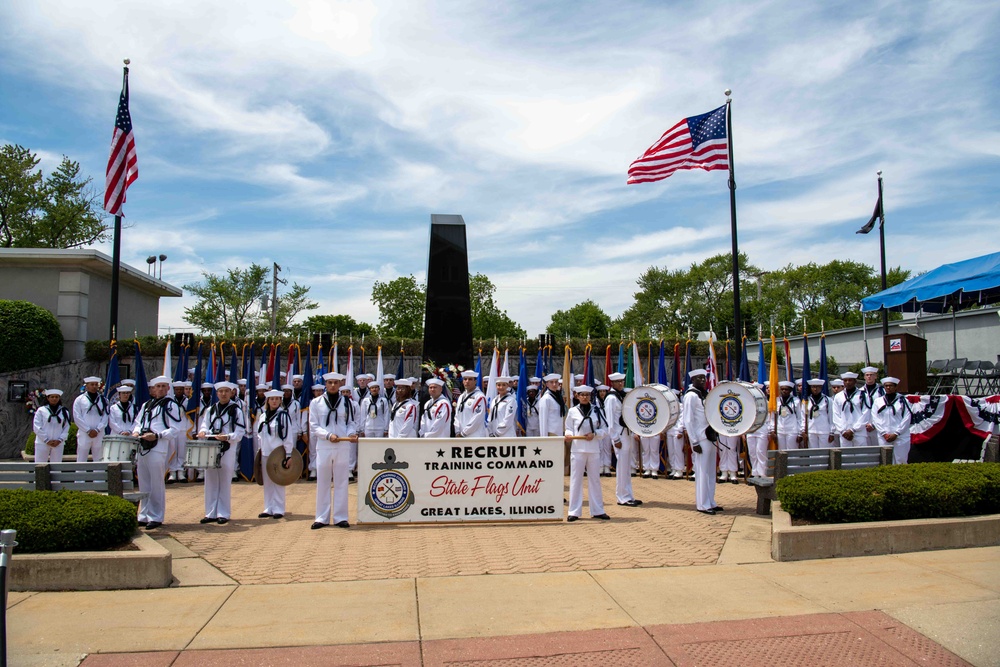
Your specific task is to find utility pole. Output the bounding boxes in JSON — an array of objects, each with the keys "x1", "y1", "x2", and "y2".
[{"x1": 270, "y1": 262, "x2": 286, "y2": 336}]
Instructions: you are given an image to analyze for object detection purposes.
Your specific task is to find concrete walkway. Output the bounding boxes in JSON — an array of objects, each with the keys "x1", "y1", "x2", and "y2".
[{"x1": 6, "y1": 478, "x2": 1000, "y2": 666}]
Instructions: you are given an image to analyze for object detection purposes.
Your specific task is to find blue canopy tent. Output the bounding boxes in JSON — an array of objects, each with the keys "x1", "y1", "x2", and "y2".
[{"x1": 861, "y1": 251, "x2": 1000, "y2": 359}]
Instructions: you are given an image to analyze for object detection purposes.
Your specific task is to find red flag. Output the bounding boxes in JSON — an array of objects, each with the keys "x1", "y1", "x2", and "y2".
[
  {"x1": 104, "y1": 66, "x2": 138, "y2": 215},
  {"x1": 604, "y1": 345, "x2": 612, "y2": 385},
  {"x1": 265, "y1": 344, "x2": 276, "y2": 384}
]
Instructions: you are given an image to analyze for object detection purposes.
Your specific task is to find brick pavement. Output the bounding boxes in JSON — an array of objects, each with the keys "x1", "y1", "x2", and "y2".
[{"x1": 158, "y1": 475, "x2": 757, "y2": 584}]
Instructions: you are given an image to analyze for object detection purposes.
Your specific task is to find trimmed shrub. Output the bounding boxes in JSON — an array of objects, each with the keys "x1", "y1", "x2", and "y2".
[
  {"x1": 0, "y1": 300, "x2": 63, "y2": 372},
  {"x1": 776, "y1": 462, "x2": 1000, "y2": 523},
  {"x1": 0, "y1": 489, "x2": 137, "y2": 553},
  {"x1": 25, "y1": 423, "x2": 78, "y2": 456}
]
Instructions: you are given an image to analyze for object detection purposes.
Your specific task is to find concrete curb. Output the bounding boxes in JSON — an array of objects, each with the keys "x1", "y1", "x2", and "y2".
[
  {"x1": 771, "y1": 502, "x2": 1000, "y2": 561},
  {"x1": 9, "y1": 532, "x2": 172, "y2": 591}
]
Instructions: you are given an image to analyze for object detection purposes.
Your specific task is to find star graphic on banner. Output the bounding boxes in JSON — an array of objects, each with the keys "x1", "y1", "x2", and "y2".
[
  {"x1": 436, "y1": 449, "x2": 445, "y2": 457},
  {"x1": 533, "y1": 447, "x2": 542, "y2": 456}
]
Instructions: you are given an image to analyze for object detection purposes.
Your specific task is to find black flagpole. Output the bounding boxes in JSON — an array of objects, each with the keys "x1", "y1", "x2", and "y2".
[
  {"x1": 725, "y1": 89, "x2": 742, "y2": 339},
  {"x1": 876, "y1": 170, "x2": 888, "y2": 337},
  {"x1": 109, "y1": 61, "x2": 128, "y2": 342}
]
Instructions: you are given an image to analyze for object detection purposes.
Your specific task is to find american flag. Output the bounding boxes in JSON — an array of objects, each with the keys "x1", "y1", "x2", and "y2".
[
  {"x1": 104, "y1": 68, "x2": 138, "y2": 216},
  {"x1": 627, "y1": 104, "x2": 729, "y2": 184}
]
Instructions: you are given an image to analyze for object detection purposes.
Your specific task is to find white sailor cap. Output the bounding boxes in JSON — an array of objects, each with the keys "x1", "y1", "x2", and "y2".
[
  {"x1": 177, "y1": 381, "x2": 193, "y2": 388},
  {"x1": 171, "y1": 381, "x2": 184, "y2": 388},
  {"x1": 224, "y1": 370, "x2": 231, "y2": 377},
  {"x1": 426, "y1": 378, "x2": 445, "y2": 387},
  {"x1": 264, "y1": 389, "x2": 283, "y2": 399},
  {"x1": 574, "y1": 385, "x2": 593, "y2": 393},
  {"x1": 340, "y1": 385, "x2": 354, "y2": 393},
  {"x1": 83, "y1": 376, "x2": 102, "y2": 384},
  {"x1": 861, "y1": 366, "x2": 879, "y2": 374},
  {"x1": 408, "y1": 377, "x2": 420, "y2": 385},
  {"x1": 460, "y1": 370, "x2": 479, "y2": 379},
  {"x1": 543, "y1": 373, "x2": 562, "y2": 382},
  {"x1": 324, "y1": 372, "x2": 346, "y2": 381},
  {"x1": 279, "y1": 371, "x2": 287, "y2": 378},
  {"x1": 256, "y1": 383, "x2": 269, "y2": 390},
  {"x1": 764, "y1": 381, "x2": 771, "y2": 386},
  {"x1": 830, "y1": 379, "x2": 845, "y2": 387},
  {"x1": 596, "y1": 384, "x2": 609, "y2": 391},
  {"x1": 395, "y1": 378, "x2": 413, "y2": 387},
  {"x1": 840, "y1": 372, "x2": 858, "y2": 379},
  {"x1": 355, "y1": 374, "x2": 367, "y2": 380},
  {"x1": 607, "y1": 372, "x2": 625, "y2": 382},
  {"x1": 311, "y1": 384, "x2": 324, "y2": 390},
  {"x1": 383, "y1": 374, "x2": 396, "y2": 380},
  {"x1": 44, "y1": 388, "x2": 64, "y2": 396},
  {"x1": 237, "y1": 379, "x2": 247, "y2": 386},
  {"x1": 689, "y1": 369, "x2": 708, "y2": 378},
  {"x1": 281, "y1": 383, "x2": 294, "y2": 390},
  {"x1": 529, "y1": 376, "x2": 541, "y2": 383},
  {"x1": 881, "y1": 376, "x2": 900, "y2": 385},
  {"x1": 116, "y1": 385, "x2": 133, "y2": 393},
  {"x1": 201, "y1": 382, "x2": 215, "y2": 389},
  {"x1": 366, "y1": 373, "x2": 376, "y2": 380},
  {"x1": 214, "y1": 381, "x2": 237, "y2": 391},
  {"x1": 573, "y1": 374, "x2": 584, "y2": 380},
  {"x1": 149, "y1": 375, "x2": 172, "y2": 386},
  {"x1": 778, "y1": 380, "x2": 794, "y2": 388},
  {"x1": 121, "y1": 379, "x2": 136, "y2": 387},
  {"x1": 753, "y1": 382, "x2": 765, "y2": 389},
  {"x1": 495, "y1": 376, "x2": 512, "y2": 383},
  {"x1": 528, "y1": 384, "x2": 539, "y2": 390},
  {"x1": 807, "y1": 379, "x2": 826, "y2": 387},
  {"x1": 292, "y1": 374, "x2": 304, "y2": 381},
  {"x1": 794, "y1": 378, "x2": 802, "y2": 385}
]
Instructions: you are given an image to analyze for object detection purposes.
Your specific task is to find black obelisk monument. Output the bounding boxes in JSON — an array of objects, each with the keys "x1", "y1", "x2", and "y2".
[{"x1": 423, "y1": 214, "x2": 474, "y2": 368}]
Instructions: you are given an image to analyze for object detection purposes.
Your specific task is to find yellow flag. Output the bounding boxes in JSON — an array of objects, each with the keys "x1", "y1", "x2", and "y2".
[{"x1": 768, "y1": 334, "x2": 779, "y2": 412}]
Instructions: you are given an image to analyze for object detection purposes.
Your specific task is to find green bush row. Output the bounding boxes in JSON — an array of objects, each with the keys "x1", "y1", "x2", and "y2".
[
  {"x1": 0, "y1": 300, "x2": 63, "y2": 373},
  {"x1": 0, "y1": 489, "x2": 136, "y2": 553},
  {"x1": 25, "y1": 424, "x2": 78, "y2": 456},
  {"x1": 776, "y1": 462, "x2": 1000, "y2": 523}
]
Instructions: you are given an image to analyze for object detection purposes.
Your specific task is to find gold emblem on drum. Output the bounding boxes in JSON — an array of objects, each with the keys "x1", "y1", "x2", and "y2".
[
  {"x1": 634, "y1": 397, "x2": 658, "y2": 428},
  {"x1": 717, "y1": 390, "x2": 744, "y2": 427}
]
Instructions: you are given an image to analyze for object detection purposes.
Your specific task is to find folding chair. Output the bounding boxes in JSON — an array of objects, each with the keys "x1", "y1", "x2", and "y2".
[{"x1": 935, "y1": 358, "x2": 967, "y2": 394}]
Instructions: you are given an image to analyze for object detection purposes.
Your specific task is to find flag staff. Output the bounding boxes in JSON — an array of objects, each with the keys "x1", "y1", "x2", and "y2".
[
  {"x1": 876, "y1": 171, "x2": 888, "y2": 337},
  {"x1": 724, "y1": 89, "x2": 742, "y2": 341},
  {"x1": 108, "y1": 59, "x2": 132, "y2": 341}
]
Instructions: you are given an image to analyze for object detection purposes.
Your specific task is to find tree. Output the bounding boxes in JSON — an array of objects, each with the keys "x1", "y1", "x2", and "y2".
[
  {"x1": 547, "y1": 300, "x2": 611, "y2": 338},
  {"x1": 470, "y1": 273, "x2": 526, "y2": 340},
  {"x1": 371, "y1": 275, "x2": 425, "y2": 338},
  {"x1": 182, "y1": 263, "x2": 317, "y2": 336},
  {"x1": 294, "y1": 314, "x2": 376, "y2": 337},
  {"x1": 0, "y1": 144, "x2": 108, "y2": 249}
]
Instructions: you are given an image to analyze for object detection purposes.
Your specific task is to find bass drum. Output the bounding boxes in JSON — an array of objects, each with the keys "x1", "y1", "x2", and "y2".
[
  {"x1": 705, "y1": 381, "x2": 767, "y2": 436},
  {"x1": 621, "y1": 384, "x2": 680, "y2": 436}
]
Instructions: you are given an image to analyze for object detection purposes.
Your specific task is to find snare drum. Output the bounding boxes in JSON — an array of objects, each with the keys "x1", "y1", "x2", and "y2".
[
  {"x1": 185, "y1": 440, "x2": 223, "y2": 469},
  {"x1": 705, "y1": 381, "x2": 768, "y2": 436},
  {"x1": 622, "y1": 383, "x2": 680, "y2": 436},
  {"x1": 101, "y1": 435, "x2": 139, "y2": 462}
]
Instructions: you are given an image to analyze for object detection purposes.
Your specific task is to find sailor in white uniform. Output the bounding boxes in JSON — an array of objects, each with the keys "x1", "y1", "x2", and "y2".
[
  {"x1": 132, "y1": 376, "x2": 181, "y2": 530},
  {"x1": 604, "y1": 372, "x2": 642, "y2": 507},
  {"x1": 32, "y1": 389, "x2": 70, "y2": 463},
  {"x1": 388, "y1": 379, "x2": 420, "y2": 438},
  {"x1": 870, "y1": 377, "x2": 913, "y2": 465},
  {"x1": 255, "y1": 389, "x2": 295, "y2": 519},
  {"x1": 197, "y1": 381, "x2": 246, "y2": 525},
  {"x1": 683, "y1": 369, "x2": 722, "y2": 515},
  {"x1": 454, "y1": 370, "x2": 488, "y2": 438},
  {"x1": 73, "y1": 376, "x2": 109, "y2": 463},
  {"x1": 488, "y1": 377, "x2": 517, "y2": 437},
  {"x1": 801, "y1": 379, "x2": 835, "y2": 448},
  {"x1": 309, "y1": 372, "x2": 358, "y2": 528},
  {"x1": 421, "y1": 378, "x2": 452, "y2": 438},
  {"x1": 565, "y1": 385, "x2": 610, "y2": 521}
]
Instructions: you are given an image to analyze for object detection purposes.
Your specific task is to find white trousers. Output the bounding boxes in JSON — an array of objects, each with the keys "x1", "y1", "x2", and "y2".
[
  {"x1": 806, "y1": 433, "x2": 834, "y2": 448},
  {"x1": 349, "y1": 440, "x2": 359, "y2": 473},
  {"x1": 203, "y1": 445, "x2": 237, "y2": 519},
  {"x1": 775, "y1": 433, "x2": 799, "y2": 451},
  {"x1": 891, "y1": 436, "x2": 910, "y2": 465},
  {"x1": 260, "y1": 445, "x2": 287, "y2": 515},
  {"x1": 76, "y1": 433, "x2": 102, "y2": 463},
  {"x1": 666, "y1": 432, "x2": 686, "y2": 474},
  {"x1": 717, "y1": 435, "x2": 740, "y2": 473},
  {"x1": 598, "y1": 436, "x2": 613, "y2": 469},
  {"x1": 865, "y1": 427, "x2": 880, "y2": 447},
  {"x1": 315, "y1": 443, "x2": 350, "y2": 524},
  {"x1": 35, "y1": 442, "x2": 65, "y2": 463},
  {"x1": 568, "y1": 450, "x2": 604, "y2": 518},
  {"x1": 136, "y1": 448, "x2": 167, "y2": 523},
  {"x1": 639, "y1": 436, "x2": 660, "y2": 473},
  {"x1": 170, "y1": 434, "x2": 187, "y2": 472},
  {"x1": 746, "y1": 432, "x2": 770, "y2": 477},
  {"x1": 692, "y1": 439, "x2": 717, "y2": 511},
  {"x1": 614, "y1": 434, "x2": 636, "y2": 503}
]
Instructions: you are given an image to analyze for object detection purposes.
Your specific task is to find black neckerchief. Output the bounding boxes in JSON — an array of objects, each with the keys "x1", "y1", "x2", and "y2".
[
  {"x1": 842, "y1": 388, "x2": 857, "y2": 413},
  {"x1": 367, "y1": 394, "x2": 386, "y2": 417},
  {"x1": 140, "y1": 396, "x2": 176, "y2": 431},
  {"x1": 878, "y1": 393, "x2": 906, "y2": 416},
  {"x1": 391, "y1": 397, "x2": 413, "y2": 421},
  {"x1": 357, "y1": 386, "x2": 369, "y2": 401},
  {"x1": 577, "y1": 402, "x2": 595, "y2": 433},
  {"x1": 282, "y1": 396, "x2": 294, "y2": 409},
  {"x1": 526, "y1": 395, "x2": 538, "y2": 415},
  {"x1": 86, "y1": 391, "x2": 108, "y2": 416},
  {"x1": 46, "y1": 403, "x2": 69, "y2": 424},
  {"x1": 808, "y1": 394, "x2": 826, "y2": 418},
  {"x1": 593, "y1": 400, "x2": 608, "y2": 427},
  {"x1": 209, "y1": 401, "x2": 241, "y2": 433},
  {"x1": 779, "y1": 394, "x2": 797, "y2": 415},
  {"x1": 117, "y1": 400, "x2": 136, "y2": 423},
  {"x1": 686, "y1": 386, "x2": 707, "y2": 401},
  {"x1": 258, "y1": 407, "x2": 289, "y2": 439},
  {"x1": 547, "y1": 389, "x2": 566, "y2": 416},
  {"x1": 458, "y1": 389, "x2": 482, "y2": 413},
  {"x1": 425, "y1": 395, "x2": 447, "y2": 416},
  {"x1": 491, "y1": 393, "x2": 510, "y2": 420},
  {"x1": 323, "y1": 391, "x2": 353, "y2": 425}
]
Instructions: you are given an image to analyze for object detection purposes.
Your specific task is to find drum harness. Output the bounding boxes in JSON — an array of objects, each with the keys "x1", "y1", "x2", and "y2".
[
  {"x1": 206, "y1": 401, "x2": 244, "y2": 457},
  {"x1": 137, "y1": 398, "x2": 179, "y2": 454}
]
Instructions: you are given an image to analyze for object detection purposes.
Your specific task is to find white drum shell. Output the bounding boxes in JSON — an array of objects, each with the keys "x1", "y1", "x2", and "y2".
[
  {"x1": 102, "y1": 435, "x2": 138, "y2": 462},
  {"x1": 185, "y1": 441, "x2": 223, "y2": 469},
  {"x1": 705, "y1": 382, "x2": 768, "y2": 436},
  {"x1": 621, "y1": 384, "x2": 680, "y2": 436}
]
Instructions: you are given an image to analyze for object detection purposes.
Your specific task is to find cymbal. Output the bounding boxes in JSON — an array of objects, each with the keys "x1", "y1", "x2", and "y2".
[{"x1": 266, "y1": 448, "x2": 303, "y2": 486}]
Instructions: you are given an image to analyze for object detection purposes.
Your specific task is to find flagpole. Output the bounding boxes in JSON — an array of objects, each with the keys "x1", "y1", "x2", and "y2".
[
  {"x1": 725, "y1": 89, "x2": 742, "y2": 340},
  {"x1": 108, "y1": 59, "x2": 130, "y2": 341},
  {"x1": 876, "y1": 171, "x2": 888, "y2": 337}
]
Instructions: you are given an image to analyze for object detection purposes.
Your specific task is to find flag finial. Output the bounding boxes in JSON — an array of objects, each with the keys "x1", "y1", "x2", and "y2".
[
  {"x1": 724, "y1": 88, "x2": 731, "y2": 98},
  {"x1": 123, "y1": 58, "x2": 130, "y2": 66}
]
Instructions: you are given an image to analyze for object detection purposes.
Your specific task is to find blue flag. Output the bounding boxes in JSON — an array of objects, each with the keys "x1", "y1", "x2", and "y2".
[
  {"x1": 133, "y1": 340, "x2": 150, "y2": 408},
  {"x1": 300, "y1": 344, "x2": 314, "y2": 410},
  {"x1": 515, "y1": 347, "x2": 529, "y2": 435},
  {"x1": 317, "y1": 343, "x2": 326, "y2": 382},
  {"x1": 396, "y1": 344, "x2": 405, "y2": 379},
  {"x1": 800, "y1": 333, "x2": 811, "y2": 400},
  {"x1": 819, "y1": 335, "x2": 829, "y2": 396},
  {"x1": 684, "y1": 340, "x2": 693, "y2": 389},
  {"x1": 617, "y1": 343, "x2": 624, "y2": 374},
  {"x1": 657, "y1": 341, "x2": 667, "y2": 387},
  {"x1": 186, "y1": 343, "x2": 203, "y2": 414},
  {"x1": 534, "y1": 347, "x2": 543, "y2": 379},
  {"x1": 475, "y1": 351, "x2": 482, "y2": 391},
  {"x1": 271, "y1": 344, "x2": 282, "y2": 391},
  {"x1": 739, "y1": 337, "x2": 751, "y2": 382},
  {"x1": 228, "y1": 343, "x2": 239, "y2": 387},
  {"x1": 104, "y1": 340, "x2": 121, "y2": 399},
  {"x1": 757, "y1": 338, "x2": 766, "y2": 385}
]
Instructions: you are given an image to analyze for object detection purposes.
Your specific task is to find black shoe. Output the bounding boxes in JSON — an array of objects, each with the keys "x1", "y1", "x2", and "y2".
[
  {"x1": 165, "y1": 477, "x2": 175, "y2": 485},
  {"x1": 311, "y1": 522, "x2": 326, "y2": 530},
  {"x1": 711, "y1": 506, "x2": 724, "y2": 512},
  {"x1": 697, "y1": 509, "x2": 717, "y2": 515},
  {"x1": 145, "y1": 521, "x2": 162, "y2": 530},
  {"x1": 272, "y1": 514, "x2": 283, "y2": 520},
  {"x1": 566, "y1": 515, "x2": 579, "y2": 522},
  {"x1": 180, "y1": 477, "x2": 189, "y2": 483},
  {"x1": 592, "y1": 514, "x2": 611, "y2": 520},
  {"x1": 334, "y1": 521, "x2": 350, "y2": 528},
  {"x1": 137, "y1": 520, "x2": 148, "y2": 527},
  {"x1": 617, "y1": 500, "x2": 640, "y2": 507},
  {"x1": 216, "y1": 517, "x2": 228, "y2": 525},
  {"x1": 631, "y1": 499, "x2": 643, "y2": 506},
  {"x1": 199, "y1": 517, "x2": 214, "y2": 524},
  {"x1": 258, "y1": 513, "x2": 272, "y2": 518},
  {"x1": 308, "y1": 475, "x2": 316, "y2": 482}
]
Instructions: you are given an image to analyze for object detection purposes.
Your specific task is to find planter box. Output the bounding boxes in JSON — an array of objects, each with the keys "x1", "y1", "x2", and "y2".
[
  {"x1": 771, "y1": 502, "x2": 1000, "y2": 562},
  {"x1": 8, "y1": 533, "x2": 172, "y2": 591}
]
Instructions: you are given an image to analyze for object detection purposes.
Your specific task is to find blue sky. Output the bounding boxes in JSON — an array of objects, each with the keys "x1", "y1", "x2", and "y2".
[{"x1": 2, "y1": 1, "x2": 999, "y2": 339}]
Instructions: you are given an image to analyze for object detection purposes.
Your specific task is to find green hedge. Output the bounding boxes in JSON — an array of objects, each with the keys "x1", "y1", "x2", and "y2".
[
  {"x1": 776, "y1": 462, "x2": 1000, "y2": 523},
  {"x1": 0, "y1": 489, "x2": 137, "y2": 553},
  {"x1": 25, "y1": 423, "x2": 78, "y2": 456},
  {"x1": 0, "y1": 300, "x2": 63, "y2": 373}
]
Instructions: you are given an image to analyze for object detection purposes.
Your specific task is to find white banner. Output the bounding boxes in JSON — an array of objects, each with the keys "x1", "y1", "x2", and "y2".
[{"x1": 357, "y1": 437, "x2": 565, "y2": 524}]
